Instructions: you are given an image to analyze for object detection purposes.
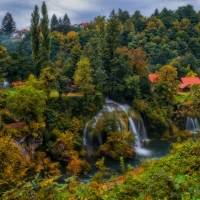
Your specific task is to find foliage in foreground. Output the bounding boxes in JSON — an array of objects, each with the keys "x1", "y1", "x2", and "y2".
[{"x1": 2, "y1": 138, "x2": 200, "y2": 199}]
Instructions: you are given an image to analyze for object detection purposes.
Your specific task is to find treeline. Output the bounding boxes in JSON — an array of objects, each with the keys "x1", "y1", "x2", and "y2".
[
  {"x1": 1, "y1": 4, "x2": 200, "y2": 135},
  {"x1": 1, "y1": 3, "x2": 200, "y2": 197}
]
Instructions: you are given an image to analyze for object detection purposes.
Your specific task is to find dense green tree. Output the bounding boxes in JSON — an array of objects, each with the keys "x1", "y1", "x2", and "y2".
[
  {"x1": 175, "y1": 5, "x2": 198, "y2": 24},
  {"x1": 104, "y1": 10, "x2": 122, "y2": 74},
  {"x1": 64, "y1": 31, "x2": 82, "y2": 80},
  {"x1": 30, "y1": 5, "x2": 40, "y2": 76},
  {"x1": 64, "y1": 44, "x2": 82, "y2": 80},
  {"x1": 152, "y1": 8, "x2": 160, "y2": 16},
  {"x1": 39, "y1": 66, "x2": 56, "y2": 99},
  {"x1": 40, "y1": 1, "x2": 50, "y2": 62},
  {"x1": 1, "y1": 39, "x2": 21, "y2": 53},
  {"x1": 107, "y1": 47, "x2": 134, "y2": 100},
  {"x1": 158, "y1": 7, "x2": 176, "y2": 29},
  {"x1": 121, "y1": 19, "x2": 135, "y2": 46},
  {"x1": 50, "y1": 14, "x2": 59, "y2": 32},
  {"x1": 0, "y1": 42, "x2": 10, "y2": 86},
  {"x1": 50, "y1": 31, "x2": 61, "y2": 61},
  {"x1": 82, "y1": 37, "x2": 106, "y2": 90},
  {"x1": 30, "y1": 2, "x2": 50, "y2": 77},
  {"x1": 58, "y1": 17, "x2": 63, "y2": 32},
  {"x1": 1, "y1": 12, "x2": 16, "y2": 37},
  {"x1": 7, "y1": 83, "x2": 47, "y2": 122},
  {"x1": 131, "y1": 11, "x2": 147, "y2": 33},
  {"x1": 62, "y1": 13, "x2": 71, "y2": 34},
  {"x1": 5, "y1": 44, "x2": 32, "y2": 82},
  {"x1": 54, "y1": 66, "x2": 70, "y2": 98},
  {"x1": 117, "y1": 9, "x2": 130, "y2": 23}
]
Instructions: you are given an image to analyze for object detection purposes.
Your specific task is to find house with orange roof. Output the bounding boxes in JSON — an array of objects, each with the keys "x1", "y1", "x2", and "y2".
[
  {"x1": 12, "y1": 81, "x2": 25, "y2": 87},
  {"x1": 148, "y1": 73, "x2": 160, "y2": 83},
  {"x1": 179, "y1": 77, "x2": 200, "y2": 92}
]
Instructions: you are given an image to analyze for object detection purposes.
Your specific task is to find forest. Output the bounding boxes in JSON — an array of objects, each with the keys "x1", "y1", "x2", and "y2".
[{"x1": 0, "y1": 2, "x2": 200, "y2": 199}]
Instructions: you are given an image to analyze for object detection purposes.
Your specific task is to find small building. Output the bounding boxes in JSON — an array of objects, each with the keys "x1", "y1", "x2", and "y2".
[
  {"x1": 66, "y1": 84, "x2": 78, "y2": 92},
  {"x1": 10, "y1": 29, "x2": 28, "y2": 40},
  {"x1": 179, "y1": 77, "x2": 200, "y2": 92},
  {"x1": 148, "y1": 73, "x2": 160, "y2": 83},
  {"x1": 5, "y1": 121, "x2": 26, "y2": 129},
  {"x1": 12, "y1": 81, "x2": 25, "y2": 87}
]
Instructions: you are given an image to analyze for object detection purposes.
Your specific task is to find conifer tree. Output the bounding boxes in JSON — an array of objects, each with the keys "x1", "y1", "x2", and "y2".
[
  {"x1": 62, "y1": 13, "x2": 71, "y2": 34},
  {"x1": 30, "y1": 2, "x2": 50, "y2": 77},
  {"x1": 50, "y1": 14, "x2": 59, "y2": 32},
  {"x1": 30, "y1": 5, "x2": 40, "y2": 75},
  {"x1": 104, "y1": 9, "x2": 122, "y2": 73},
  {"x1": 58, "y1": 17, "x2": 63, "y2": 32},
  {"x1": 40, "y1": 1, "x2": 50, "y2": 62},
  {"x1": 1, "y1": 12, "x2": 16, "y2": 37}
]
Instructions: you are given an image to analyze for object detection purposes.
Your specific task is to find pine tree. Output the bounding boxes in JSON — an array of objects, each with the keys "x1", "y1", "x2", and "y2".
[
  {"x1": 57, "y1": 17, "x2": 64, "y2": 33},
  {"x1": 30, "y1": 5, "x2": 40, "y2": 75},
  {"x1": 104, "y1": 10, "x2": 122, "y2": 74},
  {"x1": 50, "y1": 14, "x2": 59, "y2": 32},
  {"x1": 152, "y1": 8, "x2": 160, "y2": 16},
  {"x1": 62, "y1": 13, "x2": 71, "y2": 34},
  {"x1": 1, "y1": 12, "x2": 16, "y2": 37}
]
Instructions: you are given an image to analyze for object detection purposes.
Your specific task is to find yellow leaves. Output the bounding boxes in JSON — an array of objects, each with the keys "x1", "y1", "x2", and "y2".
[
  {"x1": 186, "y1": 70, "x2": 198, "y2": 78},
  {"x1": 147, "y1": 21, "x2": 157, "y2": 30},
  {"x1": 71, "y1": 117, "x2": 82, "y2": 133},
  {"x1": 123, "y1": 131, "x2": 131, "y2": 139},
  {"x1": 66, "y1": 155, "x2": 82, "y2": 177},
  {"x1": 133, "y1": 99, "x2": 148, "y2": 112},
  {"x1": 179, "y1": 18, "x2": 191, "y2": 30},
  {"x1": 66, "y1": 31, "x2": 80, "y2": 53},
  {"x1": 0, "y1": 136, "x2": 29, "y2": 194},
  {"x1": 35, "y1": 152, "x2": 60, "y2": 176},
  {"x1": 29, "y1": 120, "x2": 46, "y2": 137},
  {"x1": 40, "y1": 177, "x2": 55, "y2": 187},
  {"x1": 73, "y1": 58, "x2": 95, "y2": 95},
  {"x1": 195, "y1": 22, "x2": 200, "y2": 35},
  {"x1": 57, "y1": 131, "x2": 74, "y2": 150}
]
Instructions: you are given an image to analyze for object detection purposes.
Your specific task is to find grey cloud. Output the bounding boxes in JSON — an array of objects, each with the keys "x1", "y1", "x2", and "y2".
[{"x1": 0, "y1": 0, "x2": 199, "y2": 30}]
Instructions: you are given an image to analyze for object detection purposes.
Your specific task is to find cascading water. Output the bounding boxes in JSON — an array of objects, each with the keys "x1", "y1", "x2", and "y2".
[
  {"x1": 83, "y1": 98, "x2": 150, "y2": 156},
  {"x1": 186, "y1": 116, "x2": 199, "y2": 133}
]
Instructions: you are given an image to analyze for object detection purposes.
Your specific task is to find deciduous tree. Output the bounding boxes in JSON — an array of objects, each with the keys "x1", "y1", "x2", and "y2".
[
  {"x1": 73, "y1": 58, "x2": 94, "y2": 95},
  {"x1": 7, "y1": 83, "x2": 47, "y2": 122},
  {"x1": 0, "y1": 136, "x2": 29, "y2": 195}
]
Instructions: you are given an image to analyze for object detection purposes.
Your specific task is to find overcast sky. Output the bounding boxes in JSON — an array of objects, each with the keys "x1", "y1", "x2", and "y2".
[{"x1": 0, "y1": 0, "x2": 199, "y2": 30}]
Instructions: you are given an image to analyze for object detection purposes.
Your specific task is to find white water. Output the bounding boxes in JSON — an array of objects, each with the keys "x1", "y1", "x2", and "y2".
[
  {"x1": 186, "y1": 116, "x2": 199, "y2": 133},
  {"x1": 83, "y1": 98, "x2": 151, "y2": 156}
]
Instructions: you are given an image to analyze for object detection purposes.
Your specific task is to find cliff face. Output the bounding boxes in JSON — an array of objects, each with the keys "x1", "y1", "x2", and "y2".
[{"x1": 15, "y1": 136, "x2": 43, "y2": 157}]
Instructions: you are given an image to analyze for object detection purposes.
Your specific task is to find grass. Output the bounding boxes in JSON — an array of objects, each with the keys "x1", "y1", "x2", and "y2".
[
  {"x1": 2, "y1": 88, "x2": 84, "y2": 98},
  {"x1": 174, "y1": 91, "x2": 193, "y2": 104},
  {"x1": 50, "y1": 90, "x2": 84, "y2": 98},
  {"x1": 0, "y1": 88, "x2": 15, "y2": 94}
]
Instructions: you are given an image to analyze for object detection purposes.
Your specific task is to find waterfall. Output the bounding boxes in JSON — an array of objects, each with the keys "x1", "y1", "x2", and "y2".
[
  {"x1": 83, "y1": 98, "x2": 150, "y2": 156},
  {"x1": 83, "y1": 122, "x2": 88, "y2": 146},
  {"x1": 128, "y1": 117, "x2": 140, "y2": 148},
  {"x1": 186, "y1": 116, "x2": 199, "y2": 133}
]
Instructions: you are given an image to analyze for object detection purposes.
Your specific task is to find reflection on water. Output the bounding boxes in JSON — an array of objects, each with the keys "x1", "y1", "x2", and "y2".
[{"x1": 59, "y1": 139, "x2": 171, "y2": 182}]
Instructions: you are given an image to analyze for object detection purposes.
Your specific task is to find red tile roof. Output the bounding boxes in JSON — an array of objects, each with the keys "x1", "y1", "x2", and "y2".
[
  {"x1": 12, "y1": 81, "x2": 25, "y2": 86},
  {"x1": 179, "y1": 77, "x2": 200, "y2": 89},
  {"x1": 148, "y1": 73, "x2": 160, "y2": 83}
]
